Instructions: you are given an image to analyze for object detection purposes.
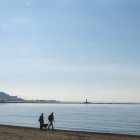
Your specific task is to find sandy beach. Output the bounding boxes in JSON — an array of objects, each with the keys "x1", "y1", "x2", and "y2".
[{"x1": 0, "y1": 125, "x2": 139, "y2": 140}]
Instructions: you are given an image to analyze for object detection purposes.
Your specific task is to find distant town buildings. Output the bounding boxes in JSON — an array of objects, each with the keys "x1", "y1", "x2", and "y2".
[{"x1": 0, "y1": 92, "x2": 23, "y2": 102}]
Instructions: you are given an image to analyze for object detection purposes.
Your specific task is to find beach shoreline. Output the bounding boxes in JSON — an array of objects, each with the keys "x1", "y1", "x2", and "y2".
[{"x1": 0, "y1": 125, "x2": 140, "y2": 140}]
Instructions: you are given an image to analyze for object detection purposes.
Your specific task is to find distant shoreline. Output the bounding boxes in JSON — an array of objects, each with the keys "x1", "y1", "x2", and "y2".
[{"x1": 0, "y1": 100, "x2": 140, "y2": 104}]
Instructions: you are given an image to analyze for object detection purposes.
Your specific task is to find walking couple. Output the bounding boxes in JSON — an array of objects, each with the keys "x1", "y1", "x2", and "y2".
[{"x1": 38, "y1": 112, "x2": 55, "y2": 130}]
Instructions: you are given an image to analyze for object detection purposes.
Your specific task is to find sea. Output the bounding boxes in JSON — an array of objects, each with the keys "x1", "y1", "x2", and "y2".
[{"x1": 0, "y1": 103, "x2": 140, "y2": 136}]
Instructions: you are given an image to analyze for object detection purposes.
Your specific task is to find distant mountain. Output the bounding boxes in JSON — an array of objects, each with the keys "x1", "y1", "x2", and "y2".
[{"x1": 0, "y1": 92, "x2": 24, "y2": 101}]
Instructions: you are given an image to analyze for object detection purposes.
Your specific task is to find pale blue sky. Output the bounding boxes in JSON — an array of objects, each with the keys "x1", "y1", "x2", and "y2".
[{"x1": 0, "y1": 0, "x2": 140, "y2": 102}]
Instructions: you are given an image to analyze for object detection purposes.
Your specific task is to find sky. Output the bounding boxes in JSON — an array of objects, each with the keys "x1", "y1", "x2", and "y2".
[{"x1": 0, "y1": 0, "x2": 140, "y2": 102}]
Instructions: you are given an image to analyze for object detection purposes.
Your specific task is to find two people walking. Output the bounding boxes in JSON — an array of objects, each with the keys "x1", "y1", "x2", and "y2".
[{"x1": 38, "y1": 112, "x2": 55, "y2": 130}]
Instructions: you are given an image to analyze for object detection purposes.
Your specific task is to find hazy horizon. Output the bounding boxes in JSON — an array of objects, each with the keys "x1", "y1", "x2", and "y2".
[{"x1": 0, "y1": 0, "x2": 140, "y2": 102}]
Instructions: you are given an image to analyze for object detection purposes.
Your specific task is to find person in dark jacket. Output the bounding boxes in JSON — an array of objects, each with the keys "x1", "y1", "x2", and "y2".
[
  {"x1": 48, "y1": 112, "x2": 55, "y2": 130},
  {"x1": 38, "y1": 113, "x2": 44, "y2": 130}
]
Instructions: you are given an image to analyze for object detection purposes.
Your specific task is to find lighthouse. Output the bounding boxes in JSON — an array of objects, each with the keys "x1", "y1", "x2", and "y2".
[{"x1": 86, "y1": 99, "x2": 88, "y2": 104}]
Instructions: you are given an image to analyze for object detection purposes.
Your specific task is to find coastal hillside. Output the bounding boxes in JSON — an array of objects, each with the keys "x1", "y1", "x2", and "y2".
[{"x1": 0, "y1": 92, "x2": 24, "y2": 101}]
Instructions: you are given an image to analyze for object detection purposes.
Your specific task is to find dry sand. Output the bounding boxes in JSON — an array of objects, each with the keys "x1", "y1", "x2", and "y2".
[{"x1": 0, "y1": 125, "x2": 140, "y2": 140}]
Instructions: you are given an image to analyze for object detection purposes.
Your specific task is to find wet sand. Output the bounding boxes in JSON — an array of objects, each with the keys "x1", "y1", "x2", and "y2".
[{"x1": 0, "y1": 125, "x2": 140, "y2": 140}]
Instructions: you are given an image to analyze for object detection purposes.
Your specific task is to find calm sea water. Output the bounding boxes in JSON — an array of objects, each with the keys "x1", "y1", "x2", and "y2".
[{"x1": 0, "y1": 103, "x2": 140, "y2": 135}]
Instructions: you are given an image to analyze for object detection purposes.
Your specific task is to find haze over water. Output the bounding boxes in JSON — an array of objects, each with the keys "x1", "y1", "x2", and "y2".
[{"x1": 0, "y1": 0, "x2": 140, "y2": 103}]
